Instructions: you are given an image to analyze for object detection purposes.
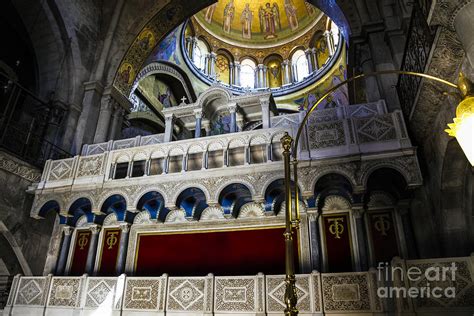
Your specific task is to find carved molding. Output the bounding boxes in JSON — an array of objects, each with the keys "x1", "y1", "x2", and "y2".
[{"x1": 0, "y1": 150, "x2": 41, "y2": 182}]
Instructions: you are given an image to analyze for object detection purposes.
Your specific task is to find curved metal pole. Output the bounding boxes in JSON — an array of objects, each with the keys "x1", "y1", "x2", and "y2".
[
  {"x1": 293, "y1": 70, "x2": 459, "y2": 159},
  {"x1": 281, "y1": 70, "x2": 459, "y2": 315}
]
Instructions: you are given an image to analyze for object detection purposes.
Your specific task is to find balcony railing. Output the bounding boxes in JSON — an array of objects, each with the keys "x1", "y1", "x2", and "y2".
[
  {"x1": 0, "y1": 73, "x2": 71, "y2": 167},
  {"x1": 396, "y1": 1, "x2": 436, "y2": 118}
]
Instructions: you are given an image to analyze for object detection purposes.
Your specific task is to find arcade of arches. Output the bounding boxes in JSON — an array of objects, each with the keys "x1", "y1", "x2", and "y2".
[{"x1": 0, "y1": 0, "x2": 474, "y2": 314}]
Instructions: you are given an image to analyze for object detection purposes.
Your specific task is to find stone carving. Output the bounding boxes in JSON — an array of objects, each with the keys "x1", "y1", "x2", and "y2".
[
  {"x1": 15, "y1": 277, "x2": 49, "y2": 306},
  {"x1": 0, "y1": 151, "x2": 41, "y2": 182},
  {"x1": 85, "y1": 279, "x2": 117, "y2": 308},
  {"x1": 77, "y1": 155, "x2": 104, "y2": 178},
  {"x1": 367, "y1": 191, "x2": 395, "y2": 208},
  {"x1": 113, "y1": 139, "x2": 137, "y2": 150},
  {"x1": 167, "y1": 278, "x2": 206, "y2": 311},
  {"x1": 48, "y1": 158, "x2": 74, "y2": 181},
  {"x1": 133, "y1": 210, "x2": 153, "y2": 224},
  {"x1": 266, "y1": 275, "x2": 311, "y2": 312},
  {"x1": 200, "y1": 205, "x2": 225, "y2": 220},
  {"x1": 355, "y1": 115, "x2": 397, "y2": 143},
  {"x1": 215, "y1": 277, "x2": 256, "y2": 312},
  {"x1": 165, "y1": 209, "x2": 187, "y2": 223},
  {"x1": 140, "y1": 134, "x2": 164, "y2": 146},
  {"x1": 123, "y1": 278, "x2": 164, "y2": 310},
  {"x1": 322, "y1": 195, "x2": 352, "y2": 212},
  {"x1": 308, "y1": 121, "x2": 345, "y2": 149},
  {"x1": 85, "y1": 143, "x2": 110, "y2": 156},
  {"x1": 238, "y1": 202, "x2": 265, "y2": 218},
  {"x1": 48, "y1": 277, "x2": 81, "y2": 307},
  {"x1": 103, "y1": 213, "x2": 119, "y2": 226},
  {"x1": 321, "y1": 274, "x2": 371, "y2": 311},
  {"x1": 345, "y1": 102, "x2": 380, "y2": 118}
]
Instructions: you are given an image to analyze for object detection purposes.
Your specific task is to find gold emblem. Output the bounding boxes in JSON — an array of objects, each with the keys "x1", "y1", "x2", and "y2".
[
  {"x1": 78, "y1": 233, "x2": 89, "y2": 250},
  {"x1": 373, "y1": 214, "x2": 391, "y2": 236},
  {"x1": 328, "y1": 217, "x2": 344, "y2": 239},
  {"x1": 106, "y1": 232, "x2": 119, "y2": 250}
]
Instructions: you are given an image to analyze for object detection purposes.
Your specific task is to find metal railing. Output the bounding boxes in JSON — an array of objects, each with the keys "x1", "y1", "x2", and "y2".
[
  {"x1": 0, "y1": 73, "x2": 71, "y2": 168},
  {"x1": 396, "y1": 1, "x2": 436, "y2": 118}
]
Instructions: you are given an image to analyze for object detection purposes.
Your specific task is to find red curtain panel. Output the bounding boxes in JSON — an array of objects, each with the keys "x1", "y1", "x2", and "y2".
[
  {"x1": 98, "y1": 228, "x2": 122, "y2": 276},
  {"x1": 368, "y1": 210, "x2": 399, "y2": 263},
  {"x1": 70, "y1": 230, "x2": 91, "y2": 276},
  {"x1": 322, "y1": 213, "x2": 353, "y2": 272}
]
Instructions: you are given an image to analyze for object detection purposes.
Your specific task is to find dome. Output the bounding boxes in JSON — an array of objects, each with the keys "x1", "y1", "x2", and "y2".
[{"x1": 194, "y1": 0, "x2": 321, "y2": 48}]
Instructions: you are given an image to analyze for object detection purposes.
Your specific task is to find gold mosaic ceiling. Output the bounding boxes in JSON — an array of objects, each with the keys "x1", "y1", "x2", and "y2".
[{"x1": 194, "y1": 0, "x2": 321, "y2": 47}]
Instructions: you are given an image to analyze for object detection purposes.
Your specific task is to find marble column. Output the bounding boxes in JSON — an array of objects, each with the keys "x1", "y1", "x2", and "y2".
[
  {"x1": 257, "y1": 64, "x2": 265, "y2": 88},
  {"x1": 234, "y1": 61, "x2": 241, "y2": 86},
  {"x1": 228, "y1": 103, "x2": 237, "y2": 133},
  {"x1": 108, "y1": 105, "x2": 124, "y2": 141},
  {"x1": 454, "y1": 2, "x2": 474, "y2": 68},
  {"x1": 281, "y1": 59, "x2": 290, "y2": 85},
  {"x1": 93, "y1": 94, "x2": 114, "y2": 143},
  {"x1": 229, "y1": 62, "x2": 234, "y2": 85},
  {"x1": 262, "y1": 65, "x2": 268, "y2": 88},
  {"x1": 164, "y1": 113, "x2": 174, "y2": 142},
  {"x1": 307, "y1": 212, "x2": 322, "y2": 271},
  {"x1": 324, "y1": 30, "x2": 335, "y2": 56},
  {"x1": 305, "y1": 49, "x2": 314, "y2": 73},
  {"x1": 185, "y1": 36, "x2": 193, "y2": 59},
  {"x1": 115, "y1": 223, "x2": 130, "y2": 275},
  {"x1": 260, "y1": 98, "x2": 271, "y2": 129},
  {"x1": 194, "y1": 109, "x2": 203, "y2": 138},
  {"x1": 352, "y1": 205, "x2": 369, "y2": 271},
  {"x1": 311, "y1": 48, "x2": 319, "y2": 70},
  {"x1": 85, "y1": 225, "x2": 100, "y2": 275},
  {"x1": 55, "y1": 226, "x2": 73, "y2": 276},
  {"x1": 208, "y1": 52, "x2": 217, "y2": 79}
]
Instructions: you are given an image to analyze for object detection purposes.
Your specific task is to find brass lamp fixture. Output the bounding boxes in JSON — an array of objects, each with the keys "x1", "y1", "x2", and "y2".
[{"x1": 280, "y1": 70, "x2": 474, "y2": 315}]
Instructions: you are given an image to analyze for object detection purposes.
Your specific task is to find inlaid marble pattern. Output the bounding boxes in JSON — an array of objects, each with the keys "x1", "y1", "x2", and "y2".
[
  {"x1": 123, "y1": 277, "x2": 165, "y2": 310},
  {"x1": 14, "y1": 277, "x2": 50, "y2": 306},
  {"x1": 214, "y1": 276, "x2": 258, "y2": 313},
  {"x1": 47, "y1": 277, "x2": 82, "y2": 307},
  {"x1": 167, "y1": 277, "x2": 207, "y2": 311},
  {"x1": 266, "y1": 274, "x2": 312, "y2": 313},
  {"x1": 321, "y1": 273, "x2": 371, "y2": 312},
  {"x1": 84, "y1": 278, "x2": 119, "y2": 308}
]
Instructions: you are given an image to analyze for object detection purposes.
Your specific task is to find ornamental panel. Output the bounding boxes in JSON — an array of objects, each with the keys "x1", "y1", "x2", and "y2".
[
  {"x1": 48, "y1": 158, "x2": 74, "y2": 181},
  {"x1": 214, "y1": 276, "x2": 261, "y2": 313},
  {"x1": 84, "y1": 278, "x2": 120, "y2": 309},
  {"x1": 266, "y1": 274, "x2": 313, "y2": 313},
  {"x1": 47, "y1": 277, "x2": 82, "y2": 307},
  {"x1": 77, "y1": 154, "x2": 105, "y2": 178},
  {"x1": 14, "y1": 276, "x2": 50, "y2": 306},
  {"x1": 122, "y1": 277, "x2": 166, "y2": 311},
  {"x1": 321, "y1": 273, "x2": 372, "y2": 312},
  {"x1": 166, "y1": 277, "x2": 212, "y2": 312}
]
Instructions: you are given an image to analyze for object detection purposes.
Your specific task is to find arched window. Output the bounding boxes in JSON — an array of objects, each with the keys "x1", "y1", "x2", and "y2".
[
  {"x1": 240, "y1": 58, "x2": 256, "y2": 88},
  {"x1": 193, "y1": 39, "x2": 208, "y2": 70},
  {"x1": 292, "y1": 50, "x2": 308, "y2": 82}
]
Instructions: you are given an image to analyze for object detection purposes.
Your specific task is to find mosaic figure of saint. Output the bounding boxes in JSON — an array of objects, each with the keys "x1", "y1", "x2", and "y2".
[
  {"x1": 284, "y1": 0, "x2": 298, "y2": 30},
  {"x1": 259, "y1": 2, "x2": 280, "y2": 39},
  {"x1": 240, "y1": 3, "x2": 253, "y2": 39},
  {"x1": 223, "y1": 0, "x2": 235, "y2": 34},
  {"x1": 205, "y1": 3, "x2": 217, "y2": 23}
]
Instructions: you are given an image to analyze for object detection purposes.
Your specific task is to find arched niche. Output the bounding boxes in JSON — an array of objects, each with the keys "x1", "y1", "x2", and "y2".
[
  {"x1": 175, "y1": 187, "x2": 208, "y2": 219},
  {"x1": 137, "y1": 191, "x2": 166, "y2": 221},
  {"x1": 100, "y1": 195, "x2": 128, "y2": 222},
  {"x1": 264, "y1": 54, "x2": 283, "y2": 88},
  {"x1": 68, "y1": 198, "x2": 94, "y2": 227},
  {"x1": 218, "y1": 183, "x2": 253, "y2": 218}
]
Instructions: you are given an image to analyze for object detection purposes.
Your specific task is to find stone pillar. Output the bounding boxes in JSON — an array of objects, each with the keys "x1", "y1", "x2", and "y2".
[
  {"x1": 234, "y1": 61, "x2": 241, "y2": 86},
  {"x1": 208, "y1": 52, "x2": 217, "y2": 79},
  {"x1": 93, "y1": 94, "x2": 114, "y2": 143},
  {"x1": 229, "y1": 62, "x2": 234, "y2": 85},
  {"x1": 55, "y1": 226, "x2": 73, "y2": 276},
  {"x1": 164, "y1": 113, "x2": 174, "y2": 142},
  {"x1": 228, "y1": 103, "x2": 237, "y2": 133},
  {"x1": 281, "y1": 60, "x2": 290, "y2": 85},
  {"x1": 85, "y1": 225, "x2": 100, "y2": 275},
  {"x1": 257, "y1": 64, "x2": 265, "y2": 88},
  {"x1": 324, "y1": 30, "x2": 335, "y2": 56},
  {"x1": 115, "y1": 223, "x2": 130, "y2": 275},
  {"x1": 311, "y1": 48, "x2": 319, "y2": 70},
  {"x1": 307, "y1": 213, "x2": 322, "y2": 271},
  {"x1": 396, "y1": 200, "x2": 417, "y2": 259},
  {"x1": 305, "y1": 49, "x2": 314, "y2": 73},
  {"x1": 185, "y1": 36, "x2": 194, "y2": 59},
  {"x1": 260, "y1": 98, "x2": 271, "y2": 129},
  {"x1": 262, "y1": 65, "x2": 268, "y2": 88},
  {"x1": 353, "y1": 205, "x2": 369, "y2": 271},
  {"x1": 108, "y1": 105, "x2": 124, "y2": 141},
  {"x1": 454, "y1": 2, "x2": 474, "y2": 68},
  {"x1": 61, "y1": 104, "x2": 82, "y2": 154},
  {"x1": 194, "y1": 109, "x2": 203, "y2": 138},
  {"x1": 74, "y1": 81, "x2": 104, "y2": 151}
]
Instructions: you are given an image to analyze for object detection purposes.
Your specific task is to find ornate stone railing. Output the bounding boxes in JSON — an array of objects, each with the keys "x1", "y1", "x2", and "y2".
[{"x1": 5, "y1": 255, "x2": 474, "y2": 315}]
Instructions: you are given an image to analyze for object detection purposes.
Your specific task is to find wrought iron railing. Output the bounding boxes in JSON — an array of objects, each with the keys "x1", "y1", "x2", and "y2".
[
  {"x1": 0, "y1": 73, "x2": 71, "y2": 168},
  {"x1": 396, "y1": 0, "x2": 436, "y2": 118}
]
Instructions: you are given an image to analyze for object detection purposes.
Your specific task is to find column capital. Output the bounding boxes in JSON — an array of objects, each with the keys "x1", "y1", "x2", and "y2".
[
  {"x1": 282, "y1": 59, "x2": 290, "y2": 66},
  {"x1": 228, "y1": 102, "x2": 238, "y2": 113},
  {"x1": 89, "y1": 224, "x2": 101, "y2": 235},
  {"x1": 259, "y1": 97, "x2": 270, "y2": 106},
  {"x1": 164, "y1": 113, "x2": 175, "y2": 121},
  {"x1": 193, "y1": 108, "x2": 203, "y2": 119},
  {"x1": 257, "y1": 63, "x2": 265, "y2": 70},
  {"x1": 119, "y1": 223, "x2": 130, "y2": 233},
  {"x1": 351, "y1": 204, "x2": 365, "y2": 218},
  {"x1": 62, "y1": 226, "x2": 74, "y2": 236}
]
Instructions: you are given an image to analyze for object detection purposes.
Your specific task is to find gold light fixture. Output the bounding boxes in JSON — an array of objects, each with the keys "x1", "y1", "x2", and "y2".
[
  {"x1": 445, "y1": 73, "x2": 474, "y2": 166},
  {"x1": 281, "y1": 70, "x2": 473, "y2": 315}
]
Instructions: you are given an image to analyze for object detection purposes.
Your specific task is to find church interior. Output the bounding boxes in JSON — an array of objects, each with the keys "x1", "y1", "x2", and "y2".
[{"x1": 0, "y1": 0, "x2": 473, "y2": 315}]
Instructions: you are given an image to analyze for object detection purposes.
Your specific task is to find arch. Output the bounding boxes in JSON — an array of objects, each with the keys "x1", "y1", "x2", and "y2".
[
  {"x1": 206, "y1": 140, "x2": 225, "y2": 151},
  {"x1": 263, "y1": 178, "x2": 301, "y2": 214},
  {"x1": 310, "y1": 170, "x2": 356, "y2": 197},
  {"x1": 364, "y1": 167, "x2": 409, "y2": 199},
  {"x1": 196, "y1": 86, "x2": 233, "y2": 109},
  {"x1": 136, "y1": 190, "x2": 166, "y2": 220},
  {"x1": 170, "y1": 183, "x2": 212, "y2": 207},
  {"x1": 218, "y1": 183, "x2": 253, "y2": 218},
  {"x1": 0, "y1": 221, "x2": 32, "y2": 275},
  {"x1": 131, "y1": 61, "x2": 196, "y2": 102},
  {"x1": 100, "y1": 194, "x2": 128, "y2": 221},
  {"x1": 38, "y1": 200, "x2": 61, "y2": 218},
  {"x1": 68, "y1": 198, "x2": 94, "y2": 226},
  {"x1": 215, "y1": 179, "x2": 257, "y2": 202},
  {"x1": 216, "y1": 48, "x2": 234, "y2": 63},
  {"x1": 314, "y1": 172, "x2": 354, "y2": 210},
  {"x1": 175, "y1": 187, "x2": 208, "y2": 219},
  {"x1": 309, "y1": 30, "x2": 324, "y2": 48},
  {"x1": 291, "y1": 49, "x2": 309, "y2": 82},
  {"x1": 288, "y1": 45, "x2": 307, "y2": 59},
  {"x1": 240, "y1": 58, "x2": 257, "y2": 89},
  {"x1": 115, "y1": 154, "x2": 131, "y2": 164}
]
